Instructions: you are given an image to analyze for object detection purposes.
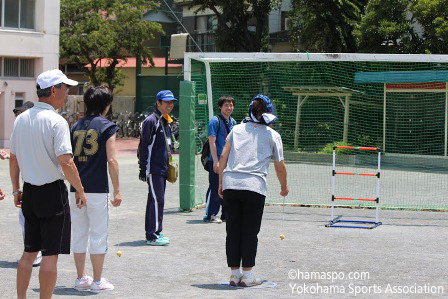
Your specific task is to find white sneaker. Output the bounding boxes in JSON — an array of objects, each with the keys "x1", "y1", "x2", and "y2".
[
  {"x1": 229, "y1": 274, "x2": 241, "y2": 287},
  {"x1": 208, "y1": 215, "x2": 222, "y2": 224},
  {"x1": 74, "y1": 275, "x2": 93, "y2": 291},
  {"x1": 90, "y1": 278, "x2": 114, "y2": 292},
  {"x1": 33, "y1": 252, "x2": 42, "y2": 267},
  {"x1": 239, "y1": 275, "x2": 263, "y2": 287}
]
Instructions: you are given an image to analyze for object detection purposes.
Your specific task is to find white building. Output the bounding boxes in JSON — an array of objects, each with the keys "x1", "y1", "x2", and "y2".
[
  {"x1": 173, "y1": 0, "x2": 292, "y2": 52},
  {"x1": 0, "y1": 0, "x2": 60, "y2": 148}
]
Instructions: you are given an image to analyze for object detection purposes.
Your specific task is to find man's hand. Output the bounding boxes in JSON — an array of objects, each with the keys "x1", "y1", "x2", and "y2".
[
  {"x1": 280, "y1": 185, "x2": 289, "y2": 197},
  {"x1": 0, "y1": 188, "x2": 5, "y2": 200},
  {"x1": 111, "y1": 191, "x2": 122, "y2": 207},
  {"x1": 13, "y1": 192, "x2": 22, "y2": 208},
  {"x1": 218, "y1": 183, "x2": 223, "y2": 199},
  {"x1": 213, "y1": 161, "x2": 219, "y2": 174},
  {"x1": 139, "y1": 168, "x2": 147, "y2": 182},
  {"x1": 75, "y1": 190, "x2": 87, "y2": 209}
]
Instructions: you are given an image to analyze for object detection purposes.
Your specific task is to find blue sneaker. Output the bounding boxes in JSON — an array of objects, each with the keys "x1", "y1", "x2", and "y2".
[
  {"x1": 158, "y1": 233, "x2": 170, "y2": 241},
  {"x1": 146, "y1": 238, "x2": 170, "y2": 246}
]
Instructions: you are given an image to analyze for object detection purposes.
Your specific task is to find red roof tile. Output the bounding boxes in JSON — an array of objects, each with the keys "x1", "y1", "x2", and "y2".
[{"x1": 85, "y1": 57, "x2": 182, "y2": 68}]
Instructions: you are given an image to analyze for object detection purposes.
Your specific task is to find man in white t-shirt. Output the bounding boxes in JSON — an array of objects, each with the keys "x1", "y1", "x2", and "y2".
[{"x1": 9, "y1": 69, "x2": 87, "y2": 299}]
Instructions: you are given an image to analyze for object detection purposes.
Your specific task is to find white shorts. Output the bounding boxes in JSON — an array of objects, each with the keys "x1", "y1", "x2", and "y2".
[{"x1": 69, "y1": 192, "x2": 110, "y2": 254}]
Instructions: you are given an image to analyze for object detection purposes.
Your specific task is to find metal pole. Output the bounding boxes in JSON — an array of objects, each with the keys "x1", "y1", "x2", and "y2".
[
  {"x1": 383, "y1": 84, "x2": 387, "y2": 152},
  {"x1": 445, "y1": 84, "x2": 447, "y2": 156},
  {"x1": 294, "y1": 96, "x2": 302, "y2": 150},
  {"x1": 205, "y1": 61, "x2": 214, "y2": 121},
  {"x1": 135, "y1": 53, "x2": 142, "y2": 112},
  {"x1": 343, "y1": 95, "x2": 350, "y2": 143},
  {"x1": 164, "y1": 47, "x2": 169, "y2": 90},
  {"x1": 184, "y1": 55, "x2": 191, "y2": 81},
  {"x1": 331, "y1": 149, "x2": 336, "y2": 221},
  {"x1": 376, "y1": 151, "x2": 381, "y2": 223}
]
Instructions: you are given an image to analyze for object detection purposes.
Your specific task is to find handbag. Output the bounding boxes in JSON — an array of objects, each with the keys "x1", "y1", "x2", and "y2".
[
  {"x1": 157, "y1": 114, "x2": 179, "y2": 183},
  {"x1": 167, "y1": 155, "x2": 178, "y2": 183}
]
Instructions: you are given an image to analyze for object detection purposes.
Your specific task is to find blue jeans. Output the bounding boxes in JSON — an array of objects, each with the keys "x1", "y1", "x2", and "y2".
[{"x1": 205, "y1": 160, "x2": 225, "y2": 219}]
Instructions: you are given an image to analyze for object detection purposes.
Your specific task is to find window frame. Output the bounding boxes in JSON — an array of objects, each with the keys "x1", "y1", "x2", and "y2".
[
  {"x1": 0, "y1": 0, "x2": 35, "y2": 31},
  {"x1": 0, "y1": 57, "x2": 35, "y2": 79}
]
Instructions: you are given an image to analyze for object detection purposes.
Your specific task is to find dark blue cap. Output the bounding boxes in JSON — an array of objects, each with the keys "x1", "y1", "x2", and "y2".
[
  {"x1": 156, "y1": 90, "x2": 177, "y2": 101},
  {"x1": 250, "y1": 94, "x2": 274, "y2": 113}
]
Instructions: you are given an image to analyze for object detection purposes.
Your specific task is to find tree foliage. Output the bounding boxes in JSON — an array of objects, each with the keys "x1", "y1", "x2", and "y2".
[
  {"x1": 411, "y1": 0, "x2": 448, "y2": 54},
  {"x1": 289, "y1": 0, "x2": 368, "y2": 52},
  {"x1": 60, "y1": 0, "x2": 162, "y2": 90},
  {"x1": 187, "y1": 0, "x2": 282, "y2": 52},
  {"x1": 355, "y1": 0, "x2": 423, "y2": 53}
]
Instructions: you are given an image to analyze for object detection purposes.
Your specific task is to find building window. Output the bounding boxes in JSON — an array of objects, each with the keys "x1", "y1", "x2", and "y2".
[
  {"x1": 1, "y1": 0, "x2": 35, "y2": 30},
  {"x1": 15, "y1": 93, "x2": 24, "y2": 108},
  {"x1": 20, "y1": 59, "x2": 34, "y2": 77},
  {"x1": 195, "y1": 15, "x2": 208, "y2": 34},
  {"x1": 77, "y1": 84, "x2": 86, "y2": 95},
  {"x1": 194, "y1": 15, "x2": 217, "y2": 34},
  {"x1": 281, "y1": 12, "x2": 290, "y2": 31},
  {"x1": 4, "y1": 58, "x2": 19, "y2": 77},
  {"x1": 1, "y1": 57, "x2": 35, "y2": 78}
]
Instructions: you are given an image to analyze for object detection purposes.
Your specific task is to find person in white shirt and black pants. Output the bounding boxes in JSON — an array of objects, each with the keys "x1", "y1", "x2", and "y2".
[{"x1": 9, "y1": 69, "x2": 87, "y2": 299}]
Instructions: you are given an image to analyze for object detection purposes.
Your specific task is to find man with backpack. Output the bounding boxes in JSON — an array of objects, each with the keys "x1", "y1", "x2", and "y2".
[{"x1": 204, "y1": 96, "x2": 236, "y2": 223}]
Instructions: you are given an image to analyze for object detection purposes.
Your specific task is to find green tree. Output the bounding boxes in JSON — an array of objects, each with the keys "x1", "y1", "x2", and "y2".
[
  {"x1": 60, "y1": 0, "x2": 162, "y2": 90},
  {"x1": 355, "y1": 0, "x2": 421, "y2": 53},
  {"x1": 289, "y1": 0, "x2": 367, "y2": 52},
  {"x1": 187, "y1": 0, "x2": 282, "y2": 52},
  {"x1": 411, "y1": 0, "x2": 448, "y2": 54}
]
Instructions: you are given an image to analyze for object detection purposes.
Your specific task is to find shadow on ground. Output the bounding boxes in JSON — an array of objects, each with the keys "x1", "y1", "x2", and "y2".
[
  {"x1": 36, "y1": 286, "x2": 97, "y2": 296},
  {"x1": 185, "y1": 219, "x2": 207, "y2": 224},
  {"x1": 191, "y1": 284, "x2": 240, "y2": 291},
  {"x1": 0, "y1": 260, "x2": 17, "y2": 269},
  {"x1": 115, "y1": 240, "x2": 147, "y2": 247},
  {"x1": 192, "y1": 281, "x2": 276, "y2": 290}
]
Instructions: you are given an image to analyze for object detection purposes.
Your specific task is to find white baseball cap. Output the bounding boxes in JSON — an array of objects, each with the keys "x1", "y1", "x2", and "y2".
[{"x1": 36, "y1": 69, "x2": 78, "y2": 89}]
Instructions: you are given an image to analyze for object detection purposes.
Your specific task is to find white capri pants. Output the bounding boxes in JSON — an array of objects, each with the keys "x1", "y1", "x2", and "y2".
[{"x1": 69, "y1": 193, "x2": 110, "y2": 254}]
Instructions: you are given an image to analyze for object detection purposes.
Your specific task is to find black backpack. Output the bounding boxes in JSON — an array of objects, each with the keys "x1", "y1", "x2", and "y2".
[
  {"x1": 200, "y1": 115, "x2": 235, "y2": 172},
  {"x1": 200, "y1": 139, "x2": 211, "y2": 171}
]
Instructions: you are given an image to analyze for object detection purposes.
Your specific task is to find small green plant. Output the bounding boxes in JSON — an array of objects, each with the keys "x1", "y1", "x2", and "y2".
[
  {"x1": 319, "y1": 141, "x2": 353, "y2": 155},
  {"x1": 355, "y1": 135, "x2": 375, "y2": 147}
]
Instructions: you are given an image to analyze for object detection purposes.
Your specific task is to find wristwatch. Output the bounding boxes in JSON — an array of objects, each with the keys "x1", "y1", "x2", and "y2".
[{"x1": 12, "y1": 190, "x2": 22, "y2": 196}]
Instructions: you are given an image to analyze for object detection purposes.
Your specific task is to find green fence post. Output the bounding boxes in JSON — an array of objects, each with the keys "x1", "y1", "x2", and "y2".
[
  {"x1": 179, "y1": 81, "x2": 196, "y2": 211},
  {"x1": 135, "y1": 54, "x2": 142, "y2": 112}
]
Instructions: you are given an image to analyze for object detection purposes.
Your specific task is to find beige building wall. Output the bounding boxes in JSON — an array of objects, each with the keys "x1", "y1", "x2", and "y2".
[{"x1": 0, "y1": 0, "x2": 61, "y2": 148}]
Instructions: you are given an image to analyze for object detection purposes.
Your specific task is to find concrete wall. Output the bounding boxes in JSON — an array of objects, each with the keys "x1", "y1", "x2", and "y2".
[{"x1": 0, "y1": 0, "x2": 60, "y2": 148}]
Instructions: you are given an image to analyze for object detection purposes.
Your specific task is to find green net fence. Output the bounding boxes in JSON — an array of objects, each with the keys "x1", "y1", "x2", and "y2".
[{"x1": 188, "y1": 55, "x2": 448, "y2": 211}]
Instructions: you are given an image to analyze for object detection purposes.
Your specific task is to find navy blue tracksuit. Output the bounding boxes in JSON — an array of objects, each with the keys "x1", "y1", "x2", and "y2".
[
  {"x1": 138, "y1": 110, "x2": 171, "y2": 241},
  {"x1": 205, "y1": 160, "x2": 220, "y2": 218},
  {"x1": 145, "y1": 174, "x2": 166, "y2": 240}
]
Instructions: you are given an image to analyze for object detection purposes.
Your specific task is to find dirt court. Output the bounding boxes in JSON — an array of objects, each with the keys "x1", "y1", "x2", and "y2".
[{"x1": 0, "y1": 138, "x2": 447, "y2": 298}]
